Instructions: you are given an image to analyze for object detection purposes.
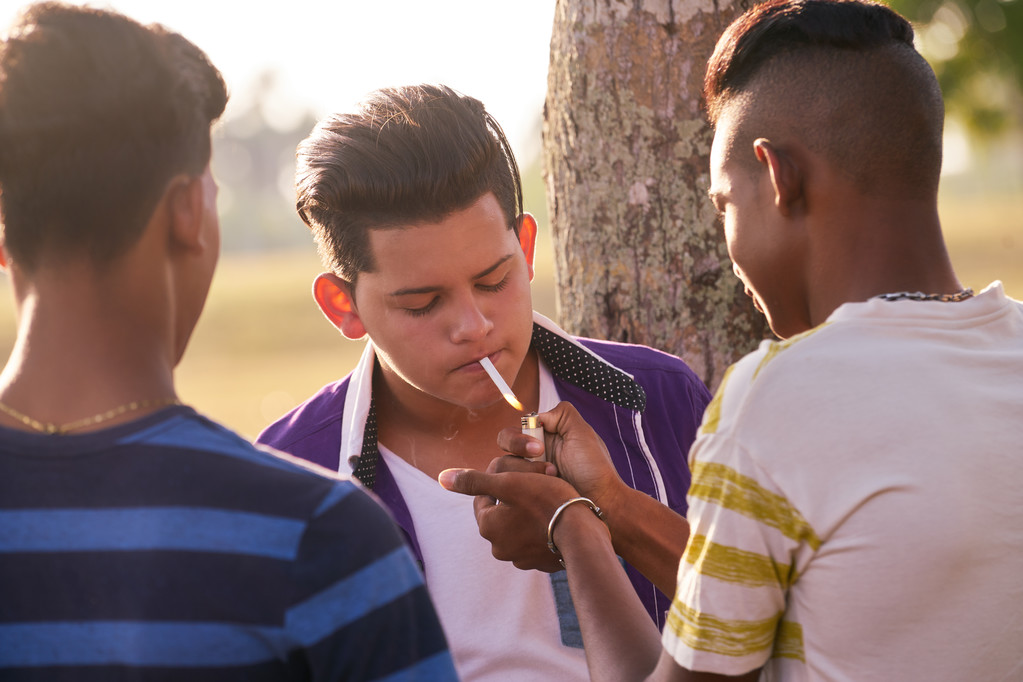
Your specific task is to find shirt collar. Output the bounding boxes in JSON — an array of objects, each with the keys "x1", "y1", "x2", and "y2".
[{"x1": 339, "y1": 311, "x2": 646, "y2": 484}]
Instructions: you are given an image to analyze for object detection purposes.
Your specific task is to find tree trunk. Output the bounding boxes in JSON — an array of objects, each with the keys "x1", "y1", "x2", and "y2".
[{"x1": 543, "y1": 0, "x2": 767, "y2": 391}]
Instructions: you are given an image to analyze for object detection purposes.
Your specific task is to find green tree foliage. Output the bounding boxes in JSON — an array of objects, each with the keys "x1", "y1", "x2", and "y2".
[{"x1": 888, "y1": 0, "x2": 1023, "y2": 136}]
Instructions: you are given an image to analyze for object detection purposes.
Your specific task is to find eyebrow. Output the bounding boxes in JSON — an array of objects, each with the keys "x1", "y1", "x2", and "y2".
[{"x1": 387, "y1": 254, "x2": 515, "y2": 297}]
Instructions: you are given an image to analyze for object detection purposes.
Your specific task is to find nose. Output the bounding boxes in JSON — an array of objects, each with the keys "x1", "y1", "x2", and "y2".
[{"x1": 449, "y1": 292, "x2": 494, "y2": 344}]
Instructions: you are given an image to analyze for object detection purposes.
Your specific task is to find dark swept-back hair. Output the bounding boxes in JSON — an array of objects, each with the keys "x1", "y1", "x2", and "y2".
[
  {"x1": 704, "y1": 0, "x2": 915, "y2": 123},
  {"x1": 295, "y1": 84, "x2": 523, "y2": 286},
  {"x1": 0, "y1": 2, "x2": 227, "y2": 270}
]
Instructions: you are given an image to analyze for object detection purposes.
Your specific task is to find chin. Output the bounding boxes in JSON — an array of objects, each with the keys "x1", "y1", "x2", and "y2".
[
  {"x1": 418, "y1": 384, "x2": 494, "y2": 412},
  {"x1": 459, "y1": 388, "x2": 516, "y2": 413},
  {"x1": 463, "y1": 395, "x2": 508, "y2": 412}
]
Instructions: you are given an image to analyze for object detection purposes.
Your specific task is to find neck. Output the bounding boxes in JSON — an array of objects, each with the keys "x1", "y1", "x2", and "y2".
[
  {"x1": 807, "y1": 198, "x2": 961, "y2": 325},
  {"x1": 0, "y1": 262, "x2": 178, "y2": 431}
]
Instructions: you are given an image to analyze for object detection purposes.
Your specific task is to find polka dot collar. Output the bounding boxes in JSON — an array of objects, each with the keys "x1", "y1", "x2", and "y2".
[{"x1": 530, "y1": 325, "x2": 646, "y2": 411}]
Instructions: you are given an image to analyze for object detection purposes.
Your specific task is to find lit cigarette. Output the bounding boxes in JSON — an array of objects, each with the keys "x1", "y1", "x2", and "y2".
[{"x1": 479, "y1": 357, "x2": 524, "y2": 411}]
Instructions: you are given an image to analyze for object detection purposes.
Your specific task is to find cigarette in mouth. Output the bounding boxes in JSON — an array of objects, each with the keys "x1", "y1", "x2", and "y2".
[{"x1": 479, "y1": 356, "x2": 524, "y2": 411}]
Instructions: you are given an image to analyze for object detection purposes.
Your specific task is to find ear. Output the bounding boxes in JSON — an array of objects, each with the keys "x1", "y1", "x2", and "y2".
[
  {"x1": 166, "y1": 173, "x2": 207, "y2": 252},
  {"x1": 753, "y1": 139, "x2": 803, "y2": 217},
  {"x1": 517, "y1": 213, "x2": 538, "y2": 281},
  {"x1": 313, "y1": 272, "x2": 367, "y2": 340}
]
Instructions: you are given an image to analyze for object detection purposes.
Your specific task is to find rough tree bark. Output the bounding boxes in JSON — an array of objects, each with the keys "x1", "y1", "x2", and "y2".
[{"x1": 543, "y1": 0, "x2": 767, "y2": 391}]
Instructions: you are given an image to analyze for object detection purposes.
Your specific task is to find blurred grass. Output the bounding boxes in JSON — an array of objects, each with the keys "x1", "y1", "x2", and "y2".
[{"x1": 0, "y1": 189, "x2": 1019, "y2": 440}]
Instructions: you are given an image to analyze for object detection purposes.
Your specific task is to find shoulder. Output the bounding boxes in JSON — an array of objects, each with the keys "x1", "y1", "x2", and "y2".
[
  {"x1": 577, "y1": 336, "x2": 712, "y2": 403},
  {"x1": 256, "y1": 376, "x2": 351, "y2": 453},
  {"x1": 729, "y1": 320, "x2": 846, "y2": 387},
  {"x1": 167, "y1": 411, "x2": 398, "y2": 549},
  {"x1": 700, "y1": 322, "x2": 855, "y2": 443},
  {"x1": 114, "y1": 408, "x2": 380, "y2": 539},
  {"x1": 151, "y1": 408, "x2": 345, "y2": 488},
  {"x1": 577, "y1": 337, "x2": 704, "y2": 382}
]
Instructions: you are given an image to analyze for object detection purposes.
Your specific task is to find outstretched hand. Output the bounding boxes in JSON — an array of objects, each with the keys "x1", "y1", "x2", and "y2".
[
  {"x1": 440, "y1": 401, "x2": 627, "y2": 572},
  {"x1": 440, "y1": 456, "x2": 579, "y2": 572}
]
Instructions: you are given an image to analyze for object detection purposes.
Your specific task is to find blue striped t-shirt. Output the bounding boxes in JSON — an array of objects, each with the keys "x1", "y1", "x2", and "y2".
[{"x1": 0, "y1": 406, "x2": 457, "y2": 681}]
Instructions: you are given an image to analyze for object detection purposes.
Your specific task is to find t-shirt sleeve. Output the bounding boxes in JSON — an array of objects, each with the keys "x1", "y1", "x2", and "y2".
[
  {"x1": 285, "y1": 481, "x2": 457, "y2": 681},
  {"x1": 661, "y1": 431, "x2": 816, "y2": 676}
]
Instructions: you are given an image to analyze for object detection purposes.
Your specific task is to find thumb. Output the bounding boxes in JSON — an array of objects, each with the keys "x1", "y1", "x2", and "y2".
[{"x1": 438, "y1": 468, "x2": 493, "y2": 496}]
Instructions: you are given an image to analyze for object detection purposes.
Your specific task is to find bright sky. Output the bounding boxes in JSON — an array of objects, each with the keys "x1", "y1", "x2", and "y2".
[
  {"x1": 0, "y1": 0, "x2": 557, "y2": 157},
  {"x1": 1, "y1": 0, "x2": 1007, "y2": 177}
]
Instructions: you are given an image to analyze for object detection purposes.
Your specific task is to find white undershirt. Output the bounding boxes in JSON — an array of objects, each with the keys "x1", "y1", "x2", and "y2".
[{"x1": 379, "y1": 360, "x2": 585, "y2": 681}]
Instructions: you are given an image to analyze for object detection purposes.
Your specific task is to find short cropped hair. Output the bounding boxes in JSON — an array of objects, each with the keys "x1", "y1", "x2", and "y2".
[
  {"x1": 0, "y1": 2, "x2": 227, "y2": 270},
  {"x1": 295, "y1": 84, "x2": 523, "y2": 286},
  {"x1": 704, "y1": 0, "x2": 945, "y2": 198}
]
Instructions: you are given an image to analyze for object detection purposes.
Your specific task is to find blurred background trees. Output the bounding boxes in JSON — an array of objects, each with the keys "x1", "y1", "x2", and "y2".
[
  {"x1": 889, "y1": 0, "x2": 1023, "y2": 137},
  {"x1": 212, "y1": 72, "x2": 318, "y2": 253}
]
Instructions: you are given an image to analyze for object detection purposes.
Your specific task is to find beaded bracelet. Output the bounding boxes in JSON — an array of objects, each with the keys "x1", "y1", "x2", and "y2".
[{"x1": 546, "y1": 496, "x2": 606, "y2": 567}]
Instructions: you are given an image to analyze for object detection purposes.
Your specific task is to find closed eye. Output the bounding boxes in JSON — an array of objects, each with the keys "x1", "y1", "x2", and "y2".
[
  {"x1": 403, "y1": 297, "x2": 439, "y2": 317},
  {"x1": 477, "y1": 275, "x2": 510, "y2": 293}
]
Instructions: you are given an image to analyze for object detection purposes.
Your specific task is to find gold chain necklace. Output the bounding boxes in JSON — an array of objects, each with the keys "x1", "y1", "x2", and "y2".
[{"x1": 0, "y1": 397, "x2": 181, "y2": 435}]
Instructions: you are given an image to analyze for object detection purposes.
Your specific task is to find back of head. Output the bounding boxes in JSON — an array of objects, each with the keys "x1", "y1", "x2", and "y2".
[
  {"x1": 0, "y1": 2, "x2": 227, "y2": 271},
  {"x1": 704, "y1": 0, "x2": 945, "y2": 199},
  {"x1": 296, "y1": 84, "x2": 522, "y2": 285}
]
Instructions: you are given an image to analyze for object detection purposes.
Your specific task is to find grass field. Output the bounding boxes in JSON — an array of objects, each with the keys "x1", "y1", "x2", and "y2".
[{"x1": 0, "y1": 190, "x2": 1019, "y2": 440}]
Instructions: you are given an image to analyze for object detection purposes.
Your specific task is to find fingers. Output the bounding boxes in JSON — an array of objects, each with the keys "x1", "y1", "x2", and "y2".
[
  {"x1": 438, "y1": 468, "x2": 494, "y2": 497},
  {"x1": 487, "y1": 454, "x2": 555, "y2": 476},
  {"x1": 473, "y1": 489, "x2": 497, "y2": 518},
  {"x1": 440, "y1": 468, "x2": 503, "y2": 522},
  {"x1": 440, "y1": 467, "x2": 580, "y2": 509},
  {"x1": 495, "y1": 401, "x2": 601, "y2": 469},
  {"x1": 439, "y1": 467, "x2": 587, "y2": 573},
  {"x1": 495, "y1": 428, "x2": 545, "y2": 459},
  {"x1": 535, "y1": 400, "x2": 591, "y2": 439},
  {"x1": 439, "y1": 467, "x2": 561, "y2": 499},
  {"x1": 439, "y1": 459, "x2": 550, "y2": 503}
]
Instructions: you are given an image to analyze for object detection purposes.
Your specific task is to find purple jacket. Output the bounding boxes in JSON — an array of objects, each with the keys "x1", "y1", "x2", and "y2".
[{"x1": 258, "y1": 314, "x2": 711, "y2": 635}]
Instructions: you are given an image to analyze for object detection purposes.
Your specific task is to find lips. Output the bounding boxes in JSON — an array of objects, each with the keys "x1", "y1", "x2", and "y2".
[{"x1": 457, "y1": 352, "x2": 498, "y2": 372}]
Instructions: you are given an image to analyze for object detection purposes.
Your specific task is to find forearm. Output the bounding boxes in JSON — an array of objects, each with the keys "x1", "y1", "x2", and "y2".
[
  {"x1": 600, "y1": 484, "x2": 690, "y2": 598},
  {"x1": 554, "y1": 502, "x2": 762, "y2": 682},
  {"x1": 554, "y1": 504, "x2": 665, "y2": 682}
]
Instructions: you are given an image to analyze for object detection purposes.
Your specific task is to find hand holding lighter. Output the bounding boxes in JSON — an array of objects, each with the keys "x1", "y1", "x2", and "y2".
[{"x1": 521, "y1": 412, "x2": 546, "y2": 461}]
